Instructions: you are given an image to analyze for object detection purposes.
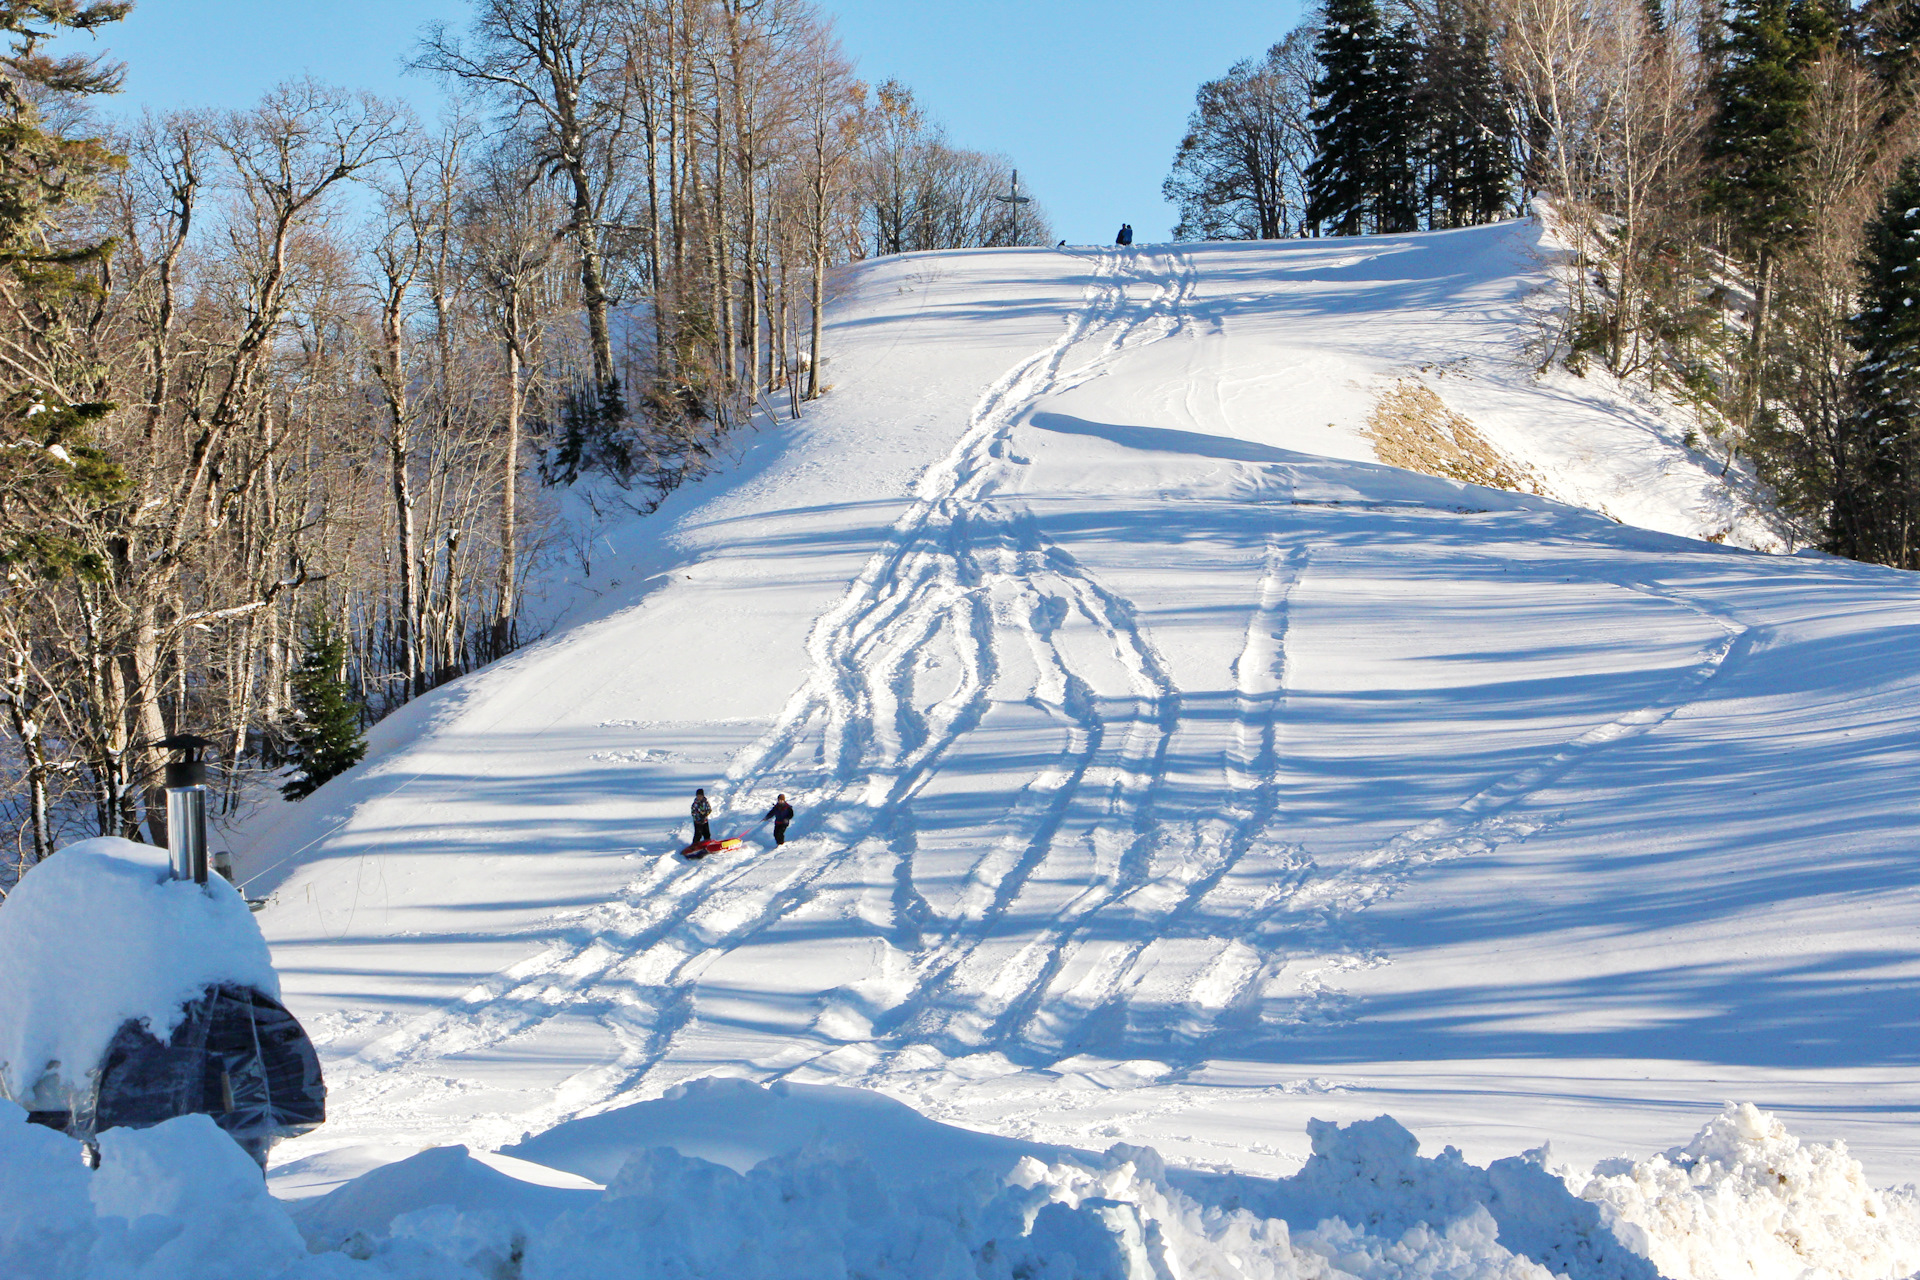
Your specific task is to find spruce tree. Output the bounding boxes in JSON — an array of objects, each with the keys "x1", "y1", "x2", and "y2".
[
  {"x1": 0, "y1": 0, "x2": 131, "y2": 583},
  {"x1": 1863, "y1": 0, "x2": 1920, "y2": 84},
  {"x1": 1706, "y1": 0, "x2": 1840, "y2": 256},
  {"x1": 282, "y1": 613, "x2": 368, "y2": 801},
  {"x1": 1307, "y1": 0, "x2": 1386, "y2": 235},
  {"x1": 1375, "y1": 21, "x2": 1422, "y2": 234},
  {"x1": 1833, "y1": 154, "x2": 1920, "y2": 565},
  {"x1": 1706, "y1": 0, "x2": 1840, "y2": 439},
  {"x1": 1418, "y1": 5, "x2": 1514, "y2": 229}
]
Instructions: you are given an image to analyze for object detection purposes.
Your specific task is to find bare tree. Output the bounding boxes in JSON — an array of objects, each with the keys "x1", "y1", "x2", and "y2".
[
  {"x1": 1165, "y1": 32, "x2": 1318, "y2": 240},
  {"x1": 459, "y1": 142, "x2": 568, "y2": 657},
  {"x1": 417, "y1": 0, "x2": 633, "y2": 406}
]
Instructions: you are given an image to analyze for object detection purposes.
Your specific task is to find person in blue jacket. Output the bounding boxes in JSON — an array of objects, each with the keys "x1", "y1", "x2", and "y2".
[
  {"x1": 1116, "y1": 224, "x2": 1133, "y2": 246},
  {"x1": 765, "y1": 795, "x2": 795, "y2": 845}
]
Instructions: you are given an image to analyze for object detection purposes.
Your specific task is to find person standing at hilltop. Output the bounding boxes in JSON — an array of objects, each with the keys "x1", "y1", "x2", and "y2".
[
  {"x1": 765, "y1": 795, "x2": 795, "y2": 846},
  {"x1": 1116, "y1": 223, "x2": 1134, "y2": 246},
  {"x1": 691, "y1": 789, "x2": 712, "y2": 844}
]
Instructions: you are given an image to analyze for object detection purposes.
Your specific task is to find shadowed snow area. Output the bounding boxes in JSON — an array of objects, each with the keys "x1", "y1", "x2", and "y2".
[{"x1": 232, "y1": 222, "x2": 1920, "y2": 1257}]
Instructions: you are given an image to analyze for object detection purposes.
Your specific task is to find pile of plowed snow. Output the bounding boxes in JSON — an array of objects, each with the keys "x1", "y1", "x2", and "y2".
[{"x1": 6, "y1": 1080, "x2": 1916, "y2": 1279}]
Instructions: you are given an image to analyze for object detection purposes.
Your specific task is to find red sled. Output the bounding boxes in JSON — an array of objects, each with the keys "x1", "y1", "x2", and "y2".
[{"x1": 680, "y1": 834, "x2": 747, "y2": 860}]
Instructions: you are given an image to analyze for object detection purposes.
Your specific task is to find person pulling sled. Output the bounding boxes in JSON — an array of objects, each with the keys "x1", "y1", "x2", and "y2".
[{"x1": 765, "y1": 795, "x2": 794, "y2": 846}]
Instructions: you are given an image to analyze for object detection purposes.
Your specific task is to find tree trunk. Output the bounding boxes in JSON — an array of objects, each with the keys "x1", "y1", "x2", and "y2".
[{"x1": 493, "y1": 331, "x2": 523, "y2": 660}]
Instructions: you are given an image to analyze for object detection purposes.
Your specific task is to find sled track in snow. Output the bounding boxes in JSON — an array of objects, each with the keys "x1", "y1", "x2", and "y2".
[
  {"x1": 321, "y1": 247, "x2": 1214, "y2": 1139},
  {"x1": 714, "y1": 245, "x2": 1206, "y2": 1075},
  {"x1": 319, "y1": 245, "x2": 1767, "y2": 1153}
]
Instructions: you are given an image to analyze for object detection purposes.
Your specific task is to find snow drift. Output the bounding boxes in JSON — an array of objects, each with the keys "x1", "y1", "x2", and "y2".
[{"x1": 6, "y1": 1080, "x2": 1919, "y2": 1279}]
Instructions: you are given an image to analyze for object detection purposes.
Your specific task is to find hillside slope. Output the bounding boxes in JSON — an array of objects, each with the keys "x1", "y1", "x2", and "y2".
[{"x1": 241, "y1": 220, "x2": 1920, "y2": 1193}]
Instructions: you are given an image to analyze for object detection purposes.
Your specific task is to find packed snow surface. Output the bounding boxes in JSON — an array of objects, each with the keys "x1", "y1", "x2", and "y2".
[
  {"x1": 0, "y1": 837, "x2": 279, "y2": 1107},
  {"x1": 50, "y1": 218, "x2": 1916, "y2": 1272}
]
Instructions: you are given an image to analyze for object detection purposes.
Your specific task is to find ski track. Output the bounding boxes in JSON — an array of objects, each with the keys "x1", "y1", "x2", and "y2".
[{"x1": 319, "y1": 244, "x2": 1763, "y2": 1152}]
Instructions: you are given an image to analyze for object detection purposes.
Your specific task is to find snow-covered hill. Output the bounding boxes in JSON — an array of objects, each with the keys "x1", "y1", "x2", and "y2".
[{"x1": 219, "y1": 219, "x2": 1920, "y2": 1271}]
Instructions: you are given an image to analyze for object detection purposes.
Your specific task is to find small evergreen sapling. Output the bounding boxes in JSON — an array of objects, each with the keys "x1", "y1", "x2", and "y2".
[{"x1": 282, "y1": 613, "x2": 367, "y2": 801}]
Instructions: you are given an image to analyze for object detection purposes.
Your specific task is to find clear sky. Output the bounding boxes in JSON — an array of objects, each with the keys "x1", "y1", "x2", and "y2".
[{"x1": 57, "y1": 0, "x2": 1304, "y2": 244}]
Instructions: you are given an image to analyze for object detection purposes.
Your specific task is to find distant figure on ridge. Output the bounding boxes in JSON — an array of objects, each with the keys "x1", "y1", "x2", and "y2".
[
  {"x1": 765, "y1": 795, "x2": 795, "y2": 846},
  {"x1": 690, "y1": 788, "x2": 712, "y2": 844},
  {"x1": 1116, "y1": 223, "x2": 1133, "y2": 246}
]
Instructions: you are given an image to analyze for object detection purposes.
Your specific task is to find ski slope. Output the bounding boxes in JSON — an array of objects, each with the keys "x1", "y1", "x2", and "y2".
[{"x1": 240, "y1": 218, "x2": 1920, "y2": 1209}]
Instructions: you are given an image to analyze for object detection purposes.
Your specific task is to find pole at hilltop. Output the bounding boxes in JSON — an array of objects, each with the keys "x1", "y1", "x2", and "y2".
[{"x1": 994, "y1": 170, "x2": 1032, "y2": 245}]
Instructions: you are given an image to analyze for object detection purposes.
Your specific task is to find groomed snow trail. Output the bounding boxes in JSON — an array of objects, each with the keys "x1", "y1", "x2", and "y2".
[
  {"x1": 253, "y1": 224, "x2": 1920, "y2": 1187},
  {"x1": 321, "y1": 245, "x2": 1225, "y2": 1136}
]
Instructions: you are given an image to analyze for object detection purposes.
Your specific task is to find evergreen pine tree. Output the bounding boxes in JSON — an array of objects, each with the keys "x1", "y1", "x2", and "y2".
[
  {"x1": 1832, "y1": 154, "x2": 1920, "y2": 565},
  {"x1": 1374, "y1": 21, "x2": 1422, "y2": 234},
  {"x1": 282, "y1": 613, "x2": 368, "y2": 801},
  {"x1": 1862, "y1": 0, "x2": 1920, "y2": 83},
  {"x1": 1307, "y1": 0, "x2": 1387, "y2": 235},
  {"x1": 1309, "y1": 0, "x2": 1421, "y2": 236},
  {"x1": 1705, "y1": 0, "x2": 1840, "y2": 438},
  {"x1": 0, "y1": 1, "x2": 132, "y2": 583},
  {"x1": 1419, "y1": 5, "x2": 1514, "y2": 229},
  {"x1": 1706, "y1": 0, "x2": 1839, "y2": 256}
]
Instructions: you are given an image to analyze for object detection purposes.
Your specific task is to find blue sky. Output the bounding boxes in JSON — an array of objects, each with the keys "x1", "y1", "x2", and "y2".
[{"x1": 61, "y1": 0, "x2": 1302, "y2": 244}]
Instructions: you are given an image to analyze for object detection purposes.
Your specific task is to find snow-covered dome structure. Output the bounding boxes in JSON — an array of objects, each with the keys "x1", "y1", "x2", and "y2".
[{"x1": 0, "y1": 837, "x2": 323, "y2": 1166}]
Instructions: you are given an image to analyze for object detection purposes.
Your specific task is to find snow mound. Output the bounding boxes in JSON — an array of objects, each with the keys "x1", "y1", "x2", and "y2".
[
  {"x1": 1235, "y1": 1114, "x2": 1657, "y2": 1280},
  {"x1": 502, "y1": 1075, "x2": 1066, "y2": 1181},
  {"x1": 516, "y1": 1139, "x2": 1552, "y2": 1280},
  {"x1": 0, "y1": 1102, "x2": 303, "y2": 1280},
  {"x1": 89, "y1": 1113, "x2": 307, "y2": 1280},
  {"x1": 0, "y1": 837, "x2": 279, "y2": 1107},
  {"x1": 291, "y1": 1143, "x2": 597, "y2": 1252},
  {"x1": 1575, "y1": 1101, "x2": 1920, "y2": 1280},
  {"x1": 7, "y1": 1091, "x2": 1920, "y2": 1279},
  {"x1": 0, "y1": 1099, "x2": 93, "y2": 1277}
]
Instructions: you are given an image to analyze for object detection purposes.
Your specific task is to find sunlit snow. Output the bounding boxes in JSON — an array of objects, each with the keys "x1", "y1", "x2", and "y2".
[{"x1": 18, "y1": 218, "x2": 1920, "y2": 1277}]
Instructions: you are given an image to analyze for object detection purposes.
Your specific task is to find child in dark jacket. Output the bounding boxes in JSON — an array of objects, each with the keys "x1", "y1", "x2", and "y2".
[
  {"x1": 765, "y1": 795, "x2": 795, "y2": 845},
  {"x1": 691, "y1": 788, "x2": 712, "y2": 843}
]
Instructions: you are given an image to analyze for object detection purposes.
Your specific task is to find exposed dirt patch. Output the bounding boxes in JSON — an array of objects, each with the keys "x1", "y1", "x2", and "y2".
[{"x1": 1365, "y1": 381, "x2": 1552, "y2": 497}]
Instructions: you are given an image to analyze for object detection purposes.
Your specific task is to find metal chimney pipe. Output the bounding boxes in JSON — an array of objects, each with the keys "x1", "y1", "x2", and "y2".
[
  {"x1": 159, "y1": 735, "x2": 213, "y2": 884},
  {"x1": 166, "y1": 781, "x2": 207, "y2": 884}
]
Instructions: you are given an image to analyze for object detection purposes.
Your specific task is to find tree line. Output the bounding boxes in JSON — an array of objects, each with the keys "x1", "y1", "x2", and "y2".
[
  {"x1": 0, "y1": 0, "x2": 1052, "y2": 872},
  {"x1": 1166, "y1": 0, "x2": 1920, "y2": 566}
]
